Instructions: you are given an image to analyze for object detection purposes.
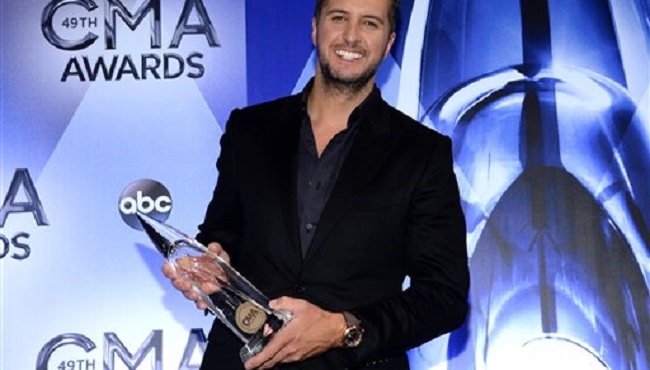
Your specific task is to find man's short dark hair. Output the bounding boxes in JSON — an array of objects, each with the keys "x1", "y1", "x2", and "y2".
[{"x1": 314, "y1": 0, "x2": 399, "y2": 32}]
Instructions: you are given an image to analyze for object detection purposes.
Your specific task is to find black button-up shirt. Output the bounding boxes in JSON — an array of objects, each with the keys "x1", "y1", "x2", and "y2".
[{"x1": 296, "y1": 81, "x2": 382, "y2": 257}]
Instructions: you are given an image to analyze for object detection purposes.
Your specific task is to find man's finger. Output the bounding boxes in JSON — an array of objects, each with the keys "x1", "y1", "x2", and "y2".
[
  {"x1": 162, "y1": 262, "x2": 176, "y2": 278},
  {"x1": 244, "y1": 333, "x2": 287, "y2": 370},
  {"x1": 200, "y1": 281, "x2": 220, "y2": 294},
  {"x1": 258, "y1": 349, "x2": 286, "y2": 370},
  {"x1": 207, "y1": 242, "x2": 230, "y2": 263},
  {"x1": 182, "y1": 289, "x2": 199, "y2": 301},
  {"x1": 196, "y1": 300, "x2": 208, "y2": 310},
  {"x1": 171, "y1": 278, "x2": 192, "y2": 291}
]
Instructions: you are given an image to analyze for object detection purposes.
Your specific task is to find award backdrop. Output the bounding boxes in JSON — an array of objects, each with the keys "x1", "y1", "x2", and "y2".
[{"x1": 1, "y1": 0, "x2": 649, "y2": 369}]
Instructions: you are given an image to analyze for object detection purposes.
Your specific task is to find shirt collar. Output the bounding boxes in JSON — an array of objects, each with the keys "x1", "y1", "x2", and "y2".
[{"x1": 300, "y1": 78, "x2": 383, "y2": 129}]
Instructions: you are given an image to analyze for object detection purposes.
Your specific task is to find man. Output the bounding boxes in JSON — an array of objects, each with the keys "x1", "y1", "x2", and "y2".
[{"x1": 165, "y1": 0, "x2": 469, "y2": 368}]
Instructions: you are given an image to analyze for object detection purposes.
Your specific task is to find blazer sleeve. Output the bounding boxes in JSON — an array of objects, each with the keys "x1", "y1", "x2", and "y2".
[
  {"x1": 196, "y1": 110, "x2": 244, "y2": 265},
  {"x1": 345, "y1": 136, "x2": 469, "y2": 363}
]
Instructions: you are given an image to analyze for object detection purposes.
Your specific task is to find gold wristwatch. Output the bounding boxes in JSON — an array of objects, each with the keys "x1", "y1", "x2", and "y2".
[{"x1": 340, "y1": 311, "x2": 364, "y2": 348}]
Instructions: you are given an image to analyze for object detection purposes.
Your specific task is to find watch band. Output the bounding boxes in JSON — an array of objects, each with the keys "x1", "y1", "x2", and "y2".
[
  {"x1": 343, "y1": 311, "x2": 360, "y2": 326},
  {"x1": 341, "y1": 311, "x2": 364, "y2": 348}
]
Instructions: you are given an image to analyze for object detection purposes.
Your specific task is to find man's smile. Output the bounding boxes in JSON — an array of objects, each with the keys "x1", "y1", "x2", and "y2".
[{"x1": 335, "y1": 49, "x2": 364, "y2": 61}]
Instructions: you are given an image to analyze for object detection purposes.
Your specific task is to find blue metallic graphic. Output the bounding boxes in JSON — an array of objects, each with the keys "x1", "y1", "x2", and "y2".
[{"x1": 414, "y1": 0, "x2": 650, "y2": 368}]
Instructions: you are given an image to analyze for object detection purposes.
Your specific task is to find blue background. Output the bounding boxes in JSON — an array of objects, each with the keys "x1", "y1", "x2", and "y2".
[{"x1": 1, "y1": 0, "x2": 649, "y2": 369}]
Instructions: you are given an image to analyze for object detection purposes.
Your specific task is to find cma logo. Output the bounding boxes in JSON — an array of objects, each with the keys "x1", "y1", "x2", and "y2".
[
  {"x1": 0, "y1": 168, "x2": 48, "y2": 260},
  {"x1": 37, "y1": 329, "x2": 207, "y2": 370},
  {"x1": 42, "y1": 0, "x2": 219, "y2": 51},
  {"x1": 119, "y1": 179, "x2": 172, "y2": 230},
  {"x1": 41, "y1": 0, "x2": 220, "y2": 81}
]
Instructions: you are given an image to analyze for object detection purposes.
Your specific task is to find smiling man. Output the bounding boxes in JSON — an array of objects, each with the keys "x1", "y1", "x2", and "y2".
[
  {"x1": 314, "y1": 0, "x2": 396, "y2": 95},
  {"x1": 164, "y1": 0, "x2": 469, "y2": 369}
]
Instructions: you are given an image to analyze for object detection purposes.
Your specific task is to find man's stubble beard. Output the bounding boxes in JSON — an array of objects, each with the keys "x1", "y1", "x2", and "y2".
[{"x1": 318, "y1": 48, "x2": 380, "y2": 96}]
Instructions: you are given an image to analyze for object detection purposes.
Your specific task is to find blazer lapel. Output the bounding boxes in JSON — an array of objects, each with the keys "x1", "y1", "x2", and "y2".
[
  {"x1": 302, "y1": 100, "x2": 404, "y2": 266},
  {"x1": 267, "y1": 96, "x2": 304, "y2": 262}
]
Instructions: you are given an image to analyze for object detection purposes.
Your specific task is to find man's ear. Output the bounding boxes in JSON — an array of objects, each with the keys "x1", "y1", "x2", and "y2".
[
  {"x1": 384, "y1": 31, "x2": 396, "y2": 59},
  {"x1": 311, "y1": 17, "x2": 318, "y2": 46}
]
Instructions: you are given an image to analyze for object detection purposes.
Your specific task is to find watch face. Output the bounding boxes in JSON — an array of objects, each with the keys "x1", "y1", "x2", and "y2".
[{"x1": 344, "y1": 327, "x2": 363, "y2": 347}]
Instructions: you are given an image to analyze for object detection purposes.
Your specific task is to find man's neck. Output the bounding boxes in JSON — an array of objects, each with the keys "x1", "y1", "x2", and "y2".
[
  {"x1": 307, "y1": 74, "x2": 375, "y2": 130},
  {"x1": 305, "y1": 73, "x2": 375, "y2": 156}
]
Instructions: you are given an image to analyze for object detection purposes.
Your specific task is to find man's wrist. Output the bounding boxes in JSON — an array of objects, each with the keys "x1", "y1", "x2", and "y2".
[{"x1": 332, "y1": 312, "x2": 347, "y2": 348}]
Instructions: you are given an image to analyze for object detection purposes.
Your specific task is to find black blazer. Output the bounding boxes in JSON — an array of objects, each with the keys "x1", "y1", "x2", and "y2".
[{"x1": 197, "y1": 90, "x2": 469, "y2": 370}]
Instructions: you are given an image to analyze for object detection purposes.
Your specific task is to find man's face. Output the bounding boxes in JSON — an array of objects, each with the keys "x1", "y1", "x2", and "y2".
[{"x1": 312, "y1": 0, "x2": 396, "y2": 91}]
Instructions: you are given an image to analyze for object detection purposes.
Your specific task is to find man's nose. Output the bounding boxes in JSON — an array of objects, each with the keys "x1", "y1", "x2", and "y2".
[{"x1": 342, "y1": 22, "x2": 361, "y2": 44}]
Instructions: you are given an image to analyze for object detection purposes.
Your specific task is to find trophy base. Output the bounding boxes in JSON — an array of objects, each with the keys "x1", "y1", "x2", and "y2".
[
  {"x1": 239, "y1": 332, "x2": 267, "y2": 363},
  {"x1": 239, "y1": 309, "x2": 292, "y2": 363}
]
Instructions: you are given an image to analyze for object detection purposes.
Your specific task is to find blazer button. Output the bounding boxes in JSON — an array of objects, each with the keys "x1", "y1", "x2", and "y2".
[{"x1": 295, "y1": 284, "x2": 306, "y2": 294}]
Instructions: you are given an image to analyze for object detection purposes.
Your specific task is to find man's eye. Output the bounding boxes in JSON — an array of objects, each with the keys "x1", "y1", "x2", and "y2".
[
  {"x1": 364, "y1": 21, "x2": 379, "y2": 28},
  {"x1": 331, "y1": 15, "x2": 345, "y2": 22}
]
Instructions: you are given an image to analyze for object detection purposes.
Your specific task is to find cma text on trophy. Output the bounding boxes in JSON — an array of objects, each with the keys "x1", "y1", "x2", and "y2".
[{"x1": 136, "y1": 212, "x2": 292, "y2": 362}]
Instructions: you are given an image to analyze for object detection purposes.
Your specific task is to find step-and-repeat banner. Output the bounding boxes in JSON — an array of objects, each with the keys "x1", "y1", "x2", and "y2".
[{"x1": 1, "y1": 0, "x2": 649, "y2": 369}]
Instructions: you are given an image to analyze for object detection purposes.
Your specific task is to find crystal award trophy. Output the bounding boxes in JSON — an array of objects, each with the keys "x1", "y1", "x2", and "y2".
[{"x1": 136, "y1": 212, "x2": 292, "y2": 363}]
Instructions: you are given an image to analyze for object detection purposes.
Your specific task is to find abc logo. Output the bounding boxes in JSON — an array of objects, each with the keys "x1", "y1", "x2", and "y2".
[{"x1": 119, "y1": 179, "x2": 172, "y2": 230}]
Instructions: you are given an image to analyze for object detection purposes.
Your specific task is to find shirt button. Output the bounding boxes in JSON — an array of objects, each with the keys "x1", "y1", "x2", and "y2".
[{"x1": 305, "y1": 223, "x2": 314, "y2": 231}]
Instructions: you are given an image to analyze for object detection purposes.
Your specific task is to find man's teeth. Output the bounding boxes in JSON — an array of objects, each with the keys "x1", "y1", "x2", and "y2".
[{"x1": 336, "y1": 50, "x2": 363, "y2": 60}]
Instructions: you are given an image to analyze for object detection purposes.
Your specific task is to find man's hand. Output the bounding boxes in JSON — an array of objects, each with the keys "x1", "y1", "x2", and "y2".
[
  {"x1": 244, "y1": 297, "x2": 346, "y2": 369},
  {"x1": 161, "y1": 242, "x2": 230, "y2": 310}
]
